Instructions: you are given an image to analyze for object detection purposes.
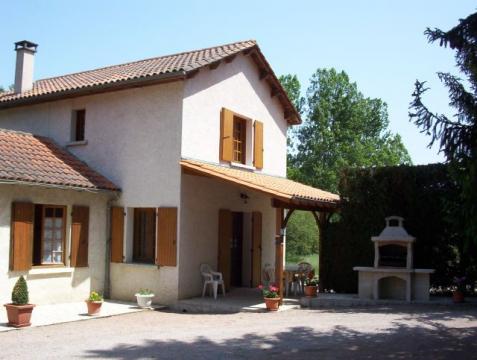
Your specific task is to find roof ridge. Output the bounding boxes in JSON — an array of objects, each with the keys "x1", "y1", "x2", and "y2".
[{"x1": 34, "y1": 39, "x2": 257, "y2": 84}]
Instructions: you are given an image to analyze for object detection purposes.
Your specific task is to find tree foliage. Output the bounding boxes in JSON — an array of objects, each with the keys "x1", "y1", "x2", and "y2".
[
  {"x1": 285, "y1": 211, "x2": 318, "y2": 257},
  {"x1": 284, "y1": 68, "x2": 411, "y2": 193},
  {"x1": 409, "y1": 12, "x2": 477, "y2": 248}
]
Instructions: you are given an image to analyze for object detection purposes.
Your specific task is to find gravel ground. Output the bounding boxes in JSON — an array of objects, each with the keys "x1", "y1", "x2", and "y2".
[{"x1": 0, "y1": 305, "x2": 476, "y2": 359}]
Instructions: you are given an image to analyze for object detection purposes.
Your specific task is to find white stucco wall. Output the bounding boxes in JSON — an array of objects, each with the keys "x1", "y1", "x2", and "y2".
[
  {"x1": 181, "y1": 54, "x2": 289, "y2": 177},
  {"x1": 178, "y1": 173, "x2": 277, "y2": 299},
  {"x1": 0, "y1": 184, "x2": 110, "y2": 305},
  {"x1": 0, "y1": 82, "x2": 184, "y2": 206},
  {"x1": 0, "y1": 83, "x2": 184, "y2": 304}
]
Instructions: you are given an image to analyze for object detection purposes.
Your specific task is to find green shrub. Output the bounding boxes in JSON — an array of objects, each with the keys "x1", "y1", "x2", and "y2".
[
  {"x1": 11, "y1": 276, "x2": 29, "y2": 305},
  {"x1": 87, "y1": 291, "x2": 103, "y2": 302}
]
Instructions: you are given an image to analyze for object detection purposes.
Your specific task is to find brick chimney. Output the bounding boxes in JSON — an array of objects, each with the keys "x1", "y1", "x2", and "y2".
[{"x1": 14, "y1": 40, "x2": 38, "y2": 93}]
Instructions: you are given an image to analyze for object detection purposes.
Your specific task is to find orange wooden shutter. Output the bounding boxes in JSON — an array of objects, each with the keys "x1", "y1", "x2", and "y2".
[
  {"x1": 10, "y1": 202, "x2": 34, "y2": 271},
  {"x1": 71, "y1": 205, "x2": 89, "y2": 267},
  {"x1": 252, "y1": 212, "x2": 262, "y2": 287},
  {"x1": 253, "y1": 120, "x2": 264, "y2": 169},
  {"x1": 218, "y1": 209, "x2": 232, "y2": 291},
  {"x1": 156, "y1": 207, "x2": 178, "y2": 266},
  {"x1": 110, "y1": 207, "x2": 124, "y2": 263},
  {"x1": 220, "y1": 108, "x2": 234, "y2": 162}
]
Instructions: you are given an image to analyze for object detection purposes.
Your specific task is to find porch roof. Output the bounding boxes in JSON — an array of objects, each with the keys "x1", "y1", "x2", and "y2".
[{"x1": 180, "y1": 159, "x2": 340, "y2": 211}]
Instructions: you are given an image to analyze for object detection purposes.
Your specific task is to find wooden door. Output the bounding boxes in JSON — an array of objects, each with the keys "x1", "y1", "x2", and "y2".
[
  {"x1": 251, "y1": 212, "x2": 262, "y2": 287},
  {"x1": 230, "y1": 212, "x2": 243, "y2": 287},
  {"x1": 218, "y1": 209, "x2": 232, "y2": 291}
]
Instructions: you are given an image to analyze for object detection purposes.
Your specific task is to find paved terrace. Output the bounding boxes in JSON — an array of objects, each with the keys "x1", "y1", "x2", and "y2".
[{"x1": 0, "y1": 304, "x2": 475, "y2": 359}]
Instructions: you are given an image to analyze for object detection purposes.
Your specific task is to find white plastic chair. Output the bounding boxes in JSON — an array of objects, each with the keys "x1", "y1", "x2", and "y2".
[{"x1": 200, "y1": 264, "x2": 225, "y2": 300}]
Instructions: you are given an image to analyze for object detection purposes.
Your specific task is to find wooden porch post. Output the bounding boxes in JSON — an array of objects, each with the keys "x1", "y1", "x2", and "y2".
[
  {"x1": 275, "y1": 208, "x2": 284, "y2": 303},
  {"x1": 312, "y1": 211, "x2": 329, "y2": 293}
]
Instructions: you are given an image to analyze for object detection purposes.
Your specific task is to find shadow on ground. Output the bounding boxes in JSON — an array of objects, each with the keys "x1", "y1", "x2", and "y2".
[{"x1": 84, "y1": 311, "x2": 477, "y2": 360}]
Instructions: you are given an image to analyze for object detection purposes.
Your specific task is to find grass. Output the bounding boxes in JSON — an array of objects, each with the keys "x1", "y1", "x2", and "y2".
[{"x1": 286, "y1": 253, "x2": 319, "y2": 274}]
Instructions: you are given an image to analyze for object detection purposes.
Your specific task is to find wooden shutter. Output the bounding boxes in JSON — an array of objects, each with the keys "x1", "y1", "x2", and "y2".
[
  {"x1": 110, "y1": 207, "x2": 124, "y2": 263},
  {"x1": 10, "y1": 202, "x2": 34, "y2": 271},
  {"x1": 220, "y1": 108, "x2": 234, "y2": 161},
  {"x1": 71, "y1": 205, "x2": 89, "y2": 267},
  {"x1": 253, "y1": 120, "x2": 264, "y2": 169},
  {"x1": 251, "y1": 212, "x2": 262, "y2": 287},
  {"x1": 156, "y1": 207, "x2": 178, "y2": 266},
  {"x1": 218, "y1": 209, "x2": 232, "y2": 291}
]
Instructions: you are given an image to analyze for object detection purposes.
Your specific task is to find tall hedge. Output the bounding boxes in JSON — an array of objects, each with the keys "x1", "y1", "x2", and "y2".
[{"x1": 322, "y1": 163, "x2": 475, "y2": 293}]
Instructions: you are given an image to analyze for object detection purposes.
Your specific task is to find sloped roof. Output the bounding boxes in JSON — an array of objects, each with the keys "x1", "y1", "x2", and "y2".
[
  {"x1": 180, "y1": 159, "x2": 340, "y2": 209},
  {"x1": 0, "y1": 129, "x2": 119, "y2": 191},
  {"x1": 0, "y1": 40, "x2": 300, "y2": 124}
]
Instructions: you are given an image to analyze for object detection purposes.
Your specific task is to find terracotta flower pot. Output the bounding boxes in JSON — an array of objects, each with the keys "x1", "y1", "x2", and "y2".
[
  {"x1": 304, "y1": 285, "x2": 318, "y2": 297},
  {"x1": 264, "y1": 297, "x2": 281, "y2": 311},
  {"x1": 452, "y1": 290, "x2": 465, "y2": 303},
  {"x1": 4, "y1": 303, "x2": 35, "y2": 328},
  {"x1": 86, "y1": 300, "x2": 103, "y2": 315}
]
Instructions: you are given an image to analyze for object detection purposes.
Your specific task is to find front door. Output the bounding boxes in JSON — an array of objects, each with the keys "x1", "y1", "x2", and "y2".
[{"x1": 230, "y1": 212, "x2": 243, "y2": 287}]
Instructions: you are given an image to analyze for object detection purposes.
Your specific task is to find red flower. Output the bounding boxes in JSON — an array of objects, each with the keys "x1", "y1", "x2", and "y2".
[
  {"x1": 258, "y1": 284, "x2": 264, "y2": 290},
  {"x1": 270, "y1": 286, "x2": 278, "y2": 292}
]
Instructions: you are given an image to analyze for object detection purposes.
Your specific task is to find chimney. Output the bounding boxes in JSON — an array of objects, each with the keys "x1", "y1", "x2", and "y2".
[{"x1": 14, "y1": 40, "x2": 38, "y2": 93}]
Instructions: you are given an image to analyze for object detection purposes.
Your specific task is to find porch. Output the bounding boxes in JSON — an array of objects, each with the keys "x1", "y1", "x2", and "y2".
[{"x1": 171, "y1": 287, "x2": 301, "y2": 313}]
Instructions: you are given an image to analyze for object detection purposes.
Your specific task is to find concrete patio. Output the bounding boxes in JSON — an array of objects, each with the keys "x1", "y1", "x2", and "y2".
[
  {"x1": 171, "y1": 287, "x2": 301, "y2": 313},
  {"x1": 0, "y1": 300, "x2": 148, "y2": 332}
]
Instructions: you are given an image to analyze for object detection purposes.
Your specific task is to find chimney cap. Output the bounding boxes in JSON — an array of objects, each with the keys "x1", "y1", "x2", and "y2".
[{"x1": 14, "y1": 40, "x2": 38, "y2": 53}]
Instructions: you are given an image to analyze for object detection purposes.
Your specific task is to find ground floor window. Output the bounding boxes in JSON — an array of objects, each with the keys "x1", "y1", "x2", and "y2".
[
  {"x1": 33, "y1": 204, "x2": 66, "y2": 265},
  {"x1": 133, "y1": 208, "x2": 156, "y2": 264}
]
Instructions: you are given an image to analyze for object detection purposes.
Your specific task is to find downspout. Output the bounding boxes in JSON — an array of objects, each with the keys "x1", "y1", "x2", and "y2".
[{"x1": 104, "y1": 192, "x2": 119, "y2": 299}]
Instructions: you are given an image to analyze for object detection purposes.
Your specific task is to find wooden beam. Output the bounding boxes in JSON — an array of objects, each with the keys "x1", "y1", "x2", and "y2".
[
  {"x1": 311, "y1": 211, "x2": 331, "y2": 293},
  {"x1": 271, "y1": 87, "x2": 280, "y2": 98},
  {"x1": 259, "y1": 69, "x2": 270, "y2": 80},
  {"x1": 282, "y1": 208, "x2": 295, "y2": 228},
  {"x1": 271, "y1": 198, "x2": 339, "y2": 212},
  {"x1": 224, "y1": 54, "x2": 237, "y2": 63},
  {"x1": 186, "y1": 69, "x2": 199, "y2": 79},
  {"x1": 208, "y1": 61, "x2": 221, "y2": 70}
]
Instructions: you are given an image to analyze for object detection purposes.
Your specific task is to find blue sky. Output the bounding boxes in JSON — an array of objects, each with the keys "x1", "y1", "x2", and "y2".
[{"x1": 1, "y1": 1, "x2": 475, "y2": 164}]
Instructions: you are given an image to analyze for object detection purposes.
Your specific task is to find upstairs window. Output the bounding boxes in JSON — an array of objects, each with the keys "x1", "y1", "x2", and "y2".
[
  {"x1": 72, "y1": 109, "x2": 86, "y2": 142},
  {"x1": 233, "y1": 116, "x2": 247, "y2": 164}
]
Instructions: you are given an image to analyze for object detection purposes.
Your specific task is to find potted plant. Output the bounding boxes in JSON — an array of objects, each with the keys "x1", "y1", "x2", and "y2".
[
  {"x1": 452, "y1": 276, "x2": 466, "y2": 303},
  {"x1": 85, "y1": 291, "x2": 103, "y2": 315},
  {"x1": 135, "y1": 288, "x2": 155, "y2": 308},
  {"x1": 258, "y1": 284, "x2": 280, "y2": 311},
  {"x1": 304, "y1": 277, "x2": 319, "y2": 297},
  {"x1": 4, "y1": 276, "x2": 35, "y2": 328}
]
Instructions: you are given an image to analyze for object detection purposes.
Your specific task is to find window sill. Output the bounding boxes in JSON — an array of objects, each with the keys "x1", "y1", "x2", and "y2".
[
  {"x1": 28, "y1": 267, "x2": 75, "y2": 275},
  {"x1": 230, "y1": 162, "x2": 256, "y2": 171},
  {"x1": 118, "y1": 262, "x2": 158, "y2": 270},
  {"x1": 66, "y1": 140, "x2": 88, "y2": 147}
]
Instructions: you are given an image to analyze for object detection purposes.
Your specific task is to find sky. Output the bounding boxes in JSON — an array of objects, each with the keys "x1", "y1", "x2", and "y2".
[{"x1": 1, "y1": 0, "x2": 475, "y2": 164}]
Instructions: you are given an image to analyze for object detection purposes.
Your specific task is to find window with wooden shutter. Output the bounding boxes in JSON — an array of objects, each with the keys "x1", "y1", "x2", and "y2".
[
  {"x1": 10, "y1": 202, "x2": 34, "y2": 271},
  {"x1": 253, "y1": 120, "x2": 264, "y2": 169},
  {"x1": 218, "y1": 209, "x2": 232, "y2": 291},
  {"x1": 156, "y1": 207, "x2": 178, "y2": 266},
  {"x1": 70, "y1": 205, "x2": 89, "y2": 267},
  {"x1": 133, "y1": 208, "x2": 156, "y2": 264},
  {"x1": 220, "y1": 108, "x2": 234, "y2": 161},
  {"x1": 110, "y1": 207, "x2": 124, "y2": 263}
]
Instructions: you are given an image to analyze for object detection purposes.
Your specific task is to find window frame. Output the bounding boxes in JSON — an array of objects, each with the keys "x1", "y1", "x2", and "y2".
[
  {"x1": 132, "y1": 208, "x2": 157, "y2": 264},
  {"x1": 38, "y1": 205, "x2": 67, "y2": 266},
  {"x1": 233, "y1": 115, "x2": 247, "y2": 164},
  {"x1": 72, "y1": 109, "x2": 86, "y2": 142}
]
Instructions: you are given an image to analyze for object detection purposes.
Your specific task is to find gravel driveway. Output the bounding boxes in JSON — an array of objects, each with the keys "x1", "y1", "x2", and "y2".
[{"x1": 1, "y1": 305, "x2": 476, "y2": 359}]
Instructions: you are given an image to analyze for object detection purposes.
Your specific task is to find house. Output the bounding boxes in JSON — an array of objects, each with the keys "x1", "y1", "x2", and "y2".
[{"x1": 0, "y1": 40, "x2": 339, "y2": 306}]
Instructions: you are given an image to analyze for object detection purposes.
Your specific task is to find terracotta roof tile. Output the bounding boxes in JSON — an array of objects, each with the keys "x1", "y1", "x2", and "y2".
[
  {"x1": 0, "y1": 40, "x2": 255, "y2": 102},
  {"x1": 180, "y1": 159, "x2": 339, "y2": 206},
  {"x1": 0, "y1": 129, "x2": 119, "y2": 191},
  {"x1": 0, "y1": 40, "x2": 301, "y2": 124}
]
